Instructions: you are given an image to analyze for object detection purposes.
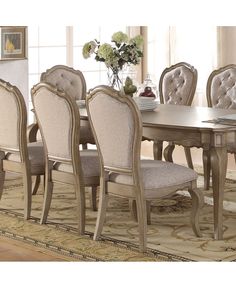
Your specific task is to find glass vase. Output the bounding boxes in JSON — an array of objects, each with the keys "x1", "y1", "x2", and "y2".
[{"x1": 107, "y1": 68, "x2": 122, "y2": 90}]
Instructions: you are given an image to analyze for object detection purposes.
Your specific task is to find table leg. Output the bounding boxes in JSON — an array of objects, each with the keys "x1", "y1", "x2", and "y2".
[
  {"x1": 153, "y1": 140, "x2": 163, "y2": 160},
  {"x1": 211, "y1": 146, "x2": 227, "y2": 240}
]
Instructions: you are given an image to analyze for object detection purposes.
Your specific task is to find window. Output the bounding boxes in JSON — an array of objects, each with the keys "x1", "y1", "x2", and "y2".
[
  {"x1": 147, "y1": 26, "x2": 217, "y2": 106},
  {"x1": 28, "y1": 26, "x2": 126, "y2": 123}
]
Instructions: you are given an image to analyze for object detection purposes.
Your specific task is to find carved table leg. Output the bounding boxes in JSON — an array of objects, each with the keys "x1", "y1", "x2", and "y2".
[
  {"x1": 184, "y1": 147, "x2": 194, "y2": 169},
  {"x1": 153, "y1": 140, "x2": 163, "y2": 160},
  {"x1": 164, "y1": 142, "x2": 175, "y2": 162},
  {"x1": 211, "y1": 145, "x2": 227, "y2": 240},
  {"x1": 203, "y1": 148, "x2": 211, "y2": 190}
]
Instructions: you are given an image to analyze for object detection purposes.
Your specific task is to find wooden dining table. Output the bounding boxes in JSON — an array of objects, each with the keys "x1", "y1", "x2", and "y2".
[{"x1": 81, "y1": 102, "x2": 236, "y2": 240}]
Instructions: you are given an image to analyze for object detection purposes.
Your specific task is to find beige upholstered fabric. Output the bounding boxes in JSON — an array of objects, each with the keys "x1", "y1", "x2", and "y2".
[
  {"x1": 40, "y1": 65, "x2": 95, "y2": 146},
  {"x1": 110, "y1": 160, "x2": 198, "y2": 197},
  {"x1": 207, "y1": 65, "x2": 236, "y2": 109},
  {"x1": 54, "y1": 150, "x2": 100, "y2": 177},
  {"x1": 159, "y1": 62, "x2": 197, "y2": 105},
  {"x1": 89, "y1": 92, "x2": 135, "y2": 170},
  {"x1": 6, "y1": 142, "x2": 45, "y2": 174},
  {"x1": 40, "y1": 65, "x2": 86, "y2": 100},
  {"x1": 33, "y1": 86, "x2": 73, "y2": 160},
  {"x1": 0, "y1": 86, "x2": 20, "y2": 150}
]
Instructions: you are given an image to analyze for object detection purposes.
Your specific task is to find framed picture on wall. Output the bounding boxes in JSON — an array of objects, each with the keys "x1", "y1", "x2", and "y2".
[{"x1": 0, "y1": 26, "x2": 27, "y2": 60}]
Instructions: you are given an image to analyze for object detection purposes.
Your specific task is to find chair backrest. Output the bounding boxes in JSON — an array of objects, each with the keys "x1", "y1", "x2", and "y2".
[
  {"x1": 0, "y1": 79, "x2": 27, "y2": 155},
  {"x1": 40, "y1": 65, "x2": 87, "y2": 100},
  {"x1": 31, "y1": 82, "x2": 80, "y2": 162},
  {"x1": 159, "y1": 62, "x2": 198, "y2": 106},
  {"x1": 207, "y1": 64, "x2": 236, "y2": 109},
  {"x1": 87, "y1": 86, "x2": 142, "y2": 174}
]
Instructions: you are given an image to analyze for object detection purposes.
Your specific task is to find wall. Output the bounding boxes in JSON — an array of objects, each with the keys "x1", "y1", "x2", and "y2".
[{"x1": 0, "y1": 59, "x2": 28, "y2": 111}]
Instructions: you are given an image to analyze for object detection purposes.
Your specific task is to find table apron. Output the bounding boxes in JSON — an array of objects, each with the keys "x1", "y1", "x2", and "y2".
[{"x1": 142, "y1": 126, "x2": 236, "y2": 149}]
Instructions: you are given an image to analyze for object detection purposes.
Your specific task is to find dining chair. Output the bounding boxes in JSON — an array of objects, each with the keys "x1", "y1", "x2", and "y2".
[
  {"x1": 31, "y1": 82, "x2": 101, "y2": 234},
  {"x1": 204, "y1": 64, "x2": 236, "y2": 189},
  {"x1": 86, "y1": 85, "x2": 203, "y2": 252},
  {"x1": 0, "y1": 79, "x2": 45, "y2": 219},
  {"x1": 28, "y1": 65, "x2": 95, "y2": 148},
  {"x1": 29, "y1": 65, "x2": 97, "y2": 209},
  {"x1": 40, "y1": 64, "x2": 95, "y2": 149},
  {"x1": 154, "y1": 62, "x2": 198, "y2": 169}
]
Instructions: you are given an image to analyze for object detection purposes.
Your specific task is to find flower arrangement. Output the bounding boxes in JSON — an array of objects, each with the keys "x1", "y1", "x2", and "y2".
[{"x1": 82, "y1": 31, "x2": 143, "y2": 89}]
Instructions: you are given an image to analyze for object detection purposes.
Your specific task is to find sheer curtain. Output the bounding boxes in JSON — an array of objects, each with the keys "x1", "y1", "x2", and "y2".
[{"x1": 147, "y1": 26, "x2": 217, "y2": 107}]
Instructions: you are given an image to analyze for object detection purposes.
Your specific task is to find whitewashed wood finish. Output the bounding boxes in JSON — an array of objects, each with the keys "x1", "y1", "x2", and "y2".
[
  {"x1": 31, "y1": 83, "x2": 100, "y2": 234},
  {"x1": 0, "y1": 79, "x2": 44, "y2": 219},
  {"x1": 87, "y1": 87, "x2": 203, "y2": 252},
  {"x1": 82, "y1": 103, "x2": 236, "y2": 240},
  {"x1": 142, "y1": 104, "x2": 236, "y2": 240}
]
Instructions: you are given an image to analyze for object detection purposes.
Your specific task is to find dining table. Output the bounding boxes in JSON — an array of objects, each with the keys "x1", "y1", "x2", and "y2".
[{"x1": 80, "y1": 103, "x2": 236, "y2": 240}]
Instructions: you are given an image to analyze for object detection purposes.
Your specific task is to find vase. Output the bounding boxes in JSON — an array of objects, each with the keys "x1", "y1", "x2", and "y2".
[{"x1": 107, "y1": 68, "x2": 122, "y2": 90}]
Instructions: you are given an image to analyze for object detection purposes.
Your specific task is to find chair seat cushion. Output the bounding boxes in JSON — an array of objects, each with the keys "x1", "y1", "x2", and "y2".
[
  {"x1": 54, "y1": 149, "x2": 100, "y2": 178},
  {"x1": 6, "y1": 142, "x2": 45, "y2": 175},
  {"x1": 109, "y1": 160, "x2": 198, "y2": 197}
]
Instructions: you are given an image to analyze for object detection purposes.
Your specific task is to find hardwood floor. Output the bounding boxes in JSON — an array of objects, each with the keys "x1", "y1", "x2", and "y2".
[{"x1": 0, "y1": 236, "x2": 70, "y2": 261}]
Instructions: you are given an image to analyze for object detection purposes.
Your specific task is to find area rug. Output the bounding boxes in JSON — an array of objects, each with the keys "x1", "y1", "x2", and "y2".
[{"x1": 1, "y1": 169, "x2": 236, "y2": 262}]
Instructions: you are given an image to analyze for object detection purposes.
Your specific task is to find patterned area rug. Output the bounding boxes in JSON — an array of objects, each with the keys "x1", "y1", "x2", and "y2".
[{"x1": 1, "y1": 168, "x2": 236, "y2": 262}]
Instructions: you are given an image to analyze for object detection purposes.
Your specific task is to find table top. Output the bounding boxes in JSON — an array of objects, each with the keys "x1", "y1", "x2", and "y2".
[
  {"x1": 80, "y1": 103, "x2": 236, "y2": 132},
  {"x1": 141, "y1": 104, "x2": 236, "y2": 131}
]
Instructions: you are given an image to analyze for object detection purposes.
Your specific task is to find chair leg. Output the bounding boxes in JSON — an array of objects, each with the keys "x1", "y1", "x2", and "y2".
[
  {"x1": 129, "y1": 199, "x2": 137, "y2": 221},
  {"x1": 32, "y1": 175, "x2": 41, "y2": 195},
  {"x1": 203, "y1": 149, "x2": 211, "y2": 190},
  {"x1": 129, "y1": 199, "x2": 151, "y2": 225},
  {"x1": 40, "y1": 180, "x2": 53, "y2": 224},
  {"x1": 90, "y1": 186, "x2": 98, "y2": 211},
  {"x1": 184, "y1": 147, "x2": 194, "y2": 169},
  {"x1": 82, "y1": 144, "x2": 88, "y2": 150},
  {"x1": 146, "y1": 201, "x2": 151, "y2": 225},
  {"x1": 22, "y1": 163, "x2": 32, "y2": 220},
  {"x1": 74, "y1": 177, "x2": 86, "y2": 235},
  {"x1": 93, "y1": 179, "x2": 108, "y2": 240},
  {"x1": 0, "y1": 154, "x2": 5, "y2": 200},
  {"x1": 0, "y1": 171, "x2": 5, "y2": 200},
  {"x1": 135, "y1": 193, "x2": 147, "y2": 253},
  {"x1": 234, "y1": 153, "x2": 236, "y2": 164},
  {"x1": 164, "y1": 142, "x2": 175, "y2": 162},
  {"x1": 153, "y1": 140, "x2": 163, "y2": 160},
  {"x1": 188, "y1": 186, "x2": 204, "y2": 237}
]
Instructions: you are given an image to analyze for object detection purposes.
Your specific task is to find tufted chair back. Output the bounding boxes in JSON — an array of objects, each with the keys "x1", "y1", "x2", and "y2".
[
  {"x1": 40, "y1": 65, "x2": 86, "y2": 100},
  {"x1": 159, "y1": 62, "x2": 197, "y2": 106},
  {"x1": 207, "y1": 65, "x2": 236, "y2": 109}
]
